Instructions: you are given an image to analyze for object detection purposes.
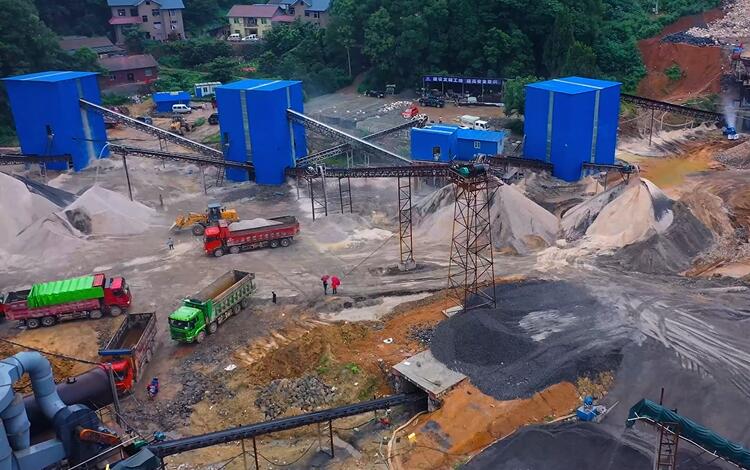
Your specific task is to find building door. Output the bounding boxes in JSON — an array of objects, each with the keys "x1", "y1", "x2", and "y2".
[
  {"x1": 127, "y1": 73, "x2": 135, "y2": 82},
  {"x1": 432, "y1": 146, "x2": 441, "y2": 161}
]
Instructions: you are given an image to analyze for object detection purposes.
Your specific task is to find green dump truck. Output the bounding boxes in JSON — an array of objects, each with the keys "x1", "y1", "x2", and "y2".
[{"x1": 168, "y1": 270, "x2": 255, "y2": 343}]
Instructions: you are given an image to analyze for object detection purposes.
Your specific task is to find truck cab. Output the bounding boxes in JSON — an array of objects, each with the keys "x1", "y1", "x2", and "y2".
[
  {"x1": 168, "y1": 305, "x2": 205, "y2": 343},
  {"x1": 103, "y1": 277, "x2": 132, "y2": 313}
]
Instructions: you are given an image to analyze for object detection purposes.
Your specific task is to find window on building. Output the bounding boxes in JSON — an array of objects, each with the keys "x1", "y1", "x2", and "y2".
[
  {"x1": 314, "y1": 12, "x2": 319, "y2": 18},
  {"x1": 234, "y1": 17, "x2": 240, "y2": 23},
  {"x1": 130, "y1": 8, "x2": 137, "y2": 16},
  {"x1": 170, "y1": 10, "x2": 175, "y2": 16},
  {"x1": 152, "y1": 9, "x2": 160, "y2": 16},
  {"x1": 171, "y1": 24, "x2": 176, "y2": 30},
  {"x1": 109, "y1": 73, "x2": 117, "y2": 81},
  {"x1": 127, "y1": 72, "x2": 135, "y2": 82},
  {"x1": 474, "y1": 141, "x2": 481, "y2": 149},
  {"x1": 142, "y1": 15, "x2": 148, "y2": 22},
  {"x1": 146, "y1": 0, "x2": 150, "y2": 4},
  {"x1": 261, "y1": 18, "x2": 267, "y2": 24},
  {"x1": 304, "y1": 11, "x2": 310, "y2": 16},
  {"x1": 145, "y1": 68, "x2": 153, "y2": 77},
  {"x1": 432, "y1": 146, "x2": 441, "y2": 161},
  {"x1": 289, "y1": 7, "x2": 295, "y2": 14},
  {"x1": 154, "y1": 21, "x2": 162, "y2": 29},
  {"x1": 117, "y1": 9, "x2": 126, "y2": 16},
  {"x1": 171, "y1": 19, "x2": 178, "y2": 24}
]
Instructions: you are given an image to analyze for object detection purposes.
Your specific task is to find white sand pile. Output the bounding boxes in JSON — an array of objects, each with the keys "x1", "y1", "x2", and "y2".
[
  {"x1": 414, "y1": 181, "x2": 559, "y2": 254},
  {"x1": 62, "y1": 185, "x2": 156, "y2": 236},
  {"x1": 584, "y1": 178, "x2": 674, "y2": 248},
  {"x1": 561, "y1": 183, "x2": 629, "y2": 241},
  {"x1": 0, "y1": 172, "x2": 58, "y2": 249}
]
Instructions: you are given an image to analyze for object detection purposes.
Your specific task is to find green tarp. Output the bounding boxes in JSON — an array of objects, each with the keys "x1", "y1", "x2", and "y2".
[
  {"x1": 27, "y1": 275, "x2": 103, "y2": 309},
  {"x1": 627, "y1": 399, "x2": 750, "y2": 468}
]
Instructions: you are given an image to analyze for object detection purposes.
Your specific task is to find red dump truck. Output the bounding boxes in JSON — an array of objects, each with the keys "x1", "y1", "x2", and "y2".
[
  {"x1": 203, "y1": 216, "x2": 299, "y2": 257},
  {"x1": 0, "y1": 273, "x2": 132, "y2": 328},
  {"x1": 98, "y1": 312, "x2": 156, "y2": 393}
]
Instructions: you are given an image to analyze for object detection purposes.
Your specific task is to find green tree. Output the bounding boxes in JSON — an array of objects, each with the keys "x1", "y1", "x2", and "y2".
[
  {"x1": 363, "y1": 8, "x2": 395, "y2": 75},
  {"x1": 504, "y1": 76, "x2": 541, "y2": 116},
  {"x1": 543, "y1": 11, "x2": 575, "y2": 76},
  {"x1": 123, "y1": 25, "x2": 146, "y2": 54},
  {"x1": 204, "y1": 57, "x2": 237, "y2": 82},
  {"x1": 70, "y1": 48, "x2": 103, "y2": 72},
  {"x1": 561, "y1": 41, "x2": 598, "y2": 76},
  {"x1": 327, "y1": 0, "x2": 357, "y2": 76},
  {"x1": 33, "y1": 0, "x2": 110, "y2": 36}
]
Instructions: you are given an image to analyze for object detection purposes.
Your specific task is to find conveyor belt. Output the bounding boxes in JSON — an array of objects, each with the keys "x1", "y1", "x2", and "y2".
[
  {"x1": 80, "y1": 99, "x2": 225, "y2": 159},
  {"x1": 109, "y1": 145, "x2": 253, "y2": 170},
  {"x1": 0, "y1": 153, "x2": 72, "y2": 166},
  {"x1": 287, "y1": 164, "x2": 450, "y2": 178},
  {"x1": 148, "y1": 393, "x2": 425, "y2": 457},
  {"x1": 620, "y1": 94, "x2": 724, "y2": 122}
]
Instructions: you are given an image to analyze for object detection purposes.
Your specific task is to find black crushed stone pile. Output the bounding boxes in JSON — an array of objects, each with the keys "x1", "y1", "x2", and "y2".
[
  {"x1": 661, "y1": 31, "x2": 716, "y2": 46},
  {"x1": 430, "y1": 280, "x2": 627, "y2": 400},
  {"x1": 464, "y1": 423, "x2": 724, "y2": 470}
]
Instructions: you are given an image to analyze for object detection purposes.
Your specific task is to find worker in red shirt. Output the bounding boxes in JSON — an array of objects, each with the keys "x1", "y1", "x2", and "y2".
[
  {"x1": 330, "y1": 275, "x2": 341, "y2": 294},
  {"x1": 321, "y1": 275, "x2": 330, "y2": 295}
]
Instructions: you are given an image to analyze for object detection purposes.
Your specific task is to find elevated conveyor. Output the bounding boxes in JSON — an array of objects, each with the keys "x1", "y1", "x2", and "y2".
[{"x1": 108, "y1": 145, "x2": 253, "y2": 170}]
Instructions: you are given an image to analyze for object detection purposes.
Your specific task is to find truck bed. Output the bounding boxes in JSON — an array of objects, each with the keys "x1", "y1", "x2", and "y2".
[
  {"x1": 100, "y1": 312, "x2": 155, "y2": 354},
  {"x1": 227, "y1": 216, "x2": 298, "y2": 235},
  {"x1": 191, "y1": 270, "x2": 251, "y2": 303}
]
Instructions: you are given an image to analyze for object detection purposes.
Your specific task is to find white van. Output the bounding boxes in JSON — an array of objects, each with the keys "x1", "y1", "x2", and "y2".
[
  {"x1": 172, "y1": 104, "x2": 192, "y2": 114},
  {"x1": 228, "y1": 33, "x2": 241, "y2": 41}
]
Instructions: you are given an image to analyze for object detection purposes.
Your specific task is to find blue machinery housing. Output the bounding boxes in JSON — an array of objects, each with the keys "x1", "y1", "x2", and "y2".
[
  {"x1": 3, "y1": 71, "x2": 108, "y2": 171},
  {"x1": 215, "y1": 79, "x2": 306, "y2": 184},
  {"x1": 411, "y1": 125, "x2": 505, "y2": 162},
  {"x1": 152, "y1": 91, "x2": 191, "y2": 113},
  {"x1": 523, "y1": 76, "x2": 621, "y2": 182}
]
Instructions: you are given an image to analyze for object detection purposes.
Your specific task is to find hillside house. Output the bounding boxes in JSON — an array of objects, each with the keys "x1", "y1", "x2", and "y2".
[
  {"x1": 107, "y1": 0, "x2": 186, "y2": 43},
  {"x1": 99, "y1": 54, "x2": 159, "y2": 88},
  {"x1": 58, "y1": 36, "x2": 124, "y2": 58},
  {"x1": 267, "y1": 0, "x2": 331, "y2": 27},
  {"x1": 227, "y1": 4, "x2": 292, "y2": 38}
]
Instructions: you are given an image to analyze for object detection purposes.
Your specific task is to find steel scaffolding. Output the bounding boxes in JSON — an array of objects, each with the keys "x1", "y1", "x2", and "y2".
[
  {"x1": 338, "y1": 176, "x2": 353, "y2": 214},
  {"x1": 656, "y1": 422, "x2": 680, "y2": 470},
  {"x1": 398, "y1": 176, "x2": 415, "y2": 269},
  {"x1": 447, "y1": 171, "x2": 499, "y2": 311}
]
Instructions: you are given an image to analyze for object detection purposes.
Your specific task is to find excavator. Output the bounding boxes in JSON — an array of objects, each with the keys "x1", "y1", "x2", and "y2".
[{"x1": 172, "y1": 203, "x2": 240, "y2": 235}]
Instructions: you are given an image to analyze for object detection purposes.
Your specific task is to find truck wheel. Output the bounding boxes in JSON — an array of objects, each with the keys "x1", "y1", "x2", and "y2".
[
  {"x1": 196, "y1": 331, "x2": 206, "y2": 343},
  {"x1": 270, "y1": 240, "x2": 280, "y2": 248},
  {"x1": 26, "y1": 318, "x2": 40, "y2": 329},
  {"x1": 90, "y1": 309, "x2": 103, "y2": 319},
  {"x1": 192, "y1": 224, "x2": 205, "y2": 236},
  {"x1": 109, "y1": 306, "x2": 123, "y2": 317},
  {"x1": 232, "y1": 303, "x2": 241, "y2": 315},
  {"x1": 241, "y1": 297, "x2": 250, "y2": 309},
  {"x1": 208, "y1": 322, "x2": 218, "y2": 334},
  {"x1": 229, "y1": 246, "x2": 240, "y2": 255},
  {"x1": 41, "y1": 316, "x2": 56, "y2": 327},
  {"x1": 280, "y1": 238, "x2": 290, "y2": 247},
  {"x1": 213, "y1": 248, "x2": 224, "y2": 257}
]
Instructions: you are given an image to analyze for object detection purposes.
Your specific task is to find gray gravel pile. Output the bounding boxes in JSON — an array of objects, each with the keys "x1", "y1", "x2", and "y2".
[
  {"x1": 255, "y1": 375, "x2": 335, "y2": 419},
  {"x1": 601, "y1": 202, "x2": 713, "y2": 274},
  {"x1": 430, "y1": 280, "x2": 629, "y2": 400},
  {"x1": 716, "y1": 141, "x2": 750, "y2": 169},
  {"x1": 464, "y1": 423, "x2": 724, "y2": 470},
  {"x1": 407, "y1": 324, "x2": 435, "y2": 345}
]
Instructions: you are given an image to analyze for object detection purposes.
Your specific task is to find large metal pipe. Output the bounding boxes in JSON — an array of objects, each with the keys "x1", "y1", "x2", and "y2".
[
  {"x1": 0, "y1": 420, "x2": 14, "y2": 470},
  {"x1": 3, "y1": 352, "x2": 65, "y2": 422},
  {"x1": 1, "y1": 394, "x2": 30, "y2": 450},
  {"x1": 23, "y1": 366, "x2": 112, "y2": 435}
]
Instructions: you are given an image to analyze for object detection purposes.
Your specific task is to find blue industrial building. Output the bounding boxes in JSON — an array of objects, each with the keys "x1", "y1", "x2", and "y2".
[
  {"x1": 153, "y1": 91, "x2": 191, "y2": 113},
  {"x1": 523, "y1": 76, "x2": 620, "y2": 182},
  {"x1": 411, "y1": 125, "x2": 505, "y2": 162},
  {"x1": 455, "y1": 128, "x2": 505, "y2": 160},
  {"x1": 215, "y1": 79, "x2": 306, "y2": 184},
  {"x1": 3, "y1": 71, "x2": 108, "y2": 171}
]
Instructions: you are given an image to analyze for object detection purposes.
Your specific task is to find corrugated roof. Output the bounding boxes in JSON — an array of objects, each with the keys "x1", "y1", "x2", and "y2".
[
  {"x1": 271, "y1": 15, "x2": 296, "y2": 22},
  {"x1": 153, "y1": 91, "x2": 190, "y2": 102},
  {"x1": 58, "y1": 36, "x2": 114, "y2": 51},
  {"x1": 218, "y1": 79, "x2": 301, "y2": 91},
  {"x1": 555, "y1": 76, "x2": 621, "y2": 90},
  {"x1": 99, "y1": 54, "x2": 158, "y2": 72},
  {"x1": 267, "y1": 0, "x2": 302, "y2": 5},
  {"x1": 107, "y1": 0, "x2": 184, "y2": 8},
  {"x1": 3, "y1": 71, "x2": 99, "y2": 83},
  {"x1": 456, "y1": 128, "x2": 505, "y2": 141},
  {"x1": 306, "y1": 0, "x2": 331, "y2": 12},
  {"x1": 526, "y1": 80, "x2": 591, "y2": 95},
  {"x1": 227, "y1": 4, "x2": 281, "y2": 17}
]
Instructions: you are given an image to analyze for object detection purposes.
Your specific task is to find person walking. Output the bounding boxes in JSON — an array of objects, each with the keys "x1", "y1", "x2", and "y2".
[
  {"x1": 321, "y1": 275, "x2": 330, "y2": 295},
  {"x1": 272, "y1": 291, "x2": 277, "y2": 304},
  {"x1": 167, "y1": 237, "x2": 174, "y2": 251},
  {"x1": 331, "y1": 275, "x2": 340, "y2": 294}
]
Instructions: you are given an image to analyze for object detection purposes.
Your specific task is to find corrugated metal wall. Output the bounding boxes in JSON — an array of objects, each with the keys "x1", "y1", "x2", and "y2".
[
  {"x1": 3, "y1": 71, "x2": 108, "y2": 171},
  {"x1": 410, "y1": 127, "x2": 457, "y2": 162},
  {"x1": 523, "y1": 76, "x2": 620, "y2": 182},
  {"x1": 216, "y1": 79, "x2": 306, "y2": 184}
]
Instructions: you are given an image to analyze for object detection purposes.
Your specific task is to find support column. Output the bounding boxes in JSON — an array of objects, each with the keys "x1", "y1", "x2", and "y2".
[
  {"x1": 655, "y1": 422, "x2": 680, "y2": 470},
  {"x1": 398, "y1": 177, "x2": 416, "y2": 271},
  {"x1": 447, "y1": 171, "x2": 498, "y2": 311},
  {"x1": 338, "y1": 177, "x2": 353, "y2": 214}
]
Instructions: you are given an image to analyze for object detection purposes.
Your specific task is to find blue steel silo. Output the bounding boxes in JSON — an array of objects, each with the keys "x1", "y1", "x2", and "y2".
[
  {"x1": 216, "y1": 79, "x2": 306, "y2": 184},
  {"x1": 3, "y1": 71, "x2": 108, "y2": 171},
  {"x1": 523, "y1": 76, "x2": 620, "y2": 182}
]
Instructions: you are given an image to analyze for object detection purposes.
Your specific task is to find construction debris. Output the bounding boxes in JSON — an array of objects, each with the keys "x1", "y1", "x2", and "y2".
[
  {"x1": 686, "y1": 0, "x2": 750, "y2": 41},
  {"x1": 255, "y1": 375, "x2": 336, "y2": 419}
]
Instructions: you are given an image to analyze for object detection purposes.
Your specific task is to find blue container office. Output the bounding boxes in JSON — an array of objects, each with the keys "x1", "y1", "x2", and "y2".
[
  {"x1": 411, "y1": 126, "x2": 458, "y2": 162},
  {"x1": 153, "y1": 91, "x2": 191, "y2": 113},
  {"x1": 523, "y1": 76, "x2": 620, "y2": 182},
  {"x1": 455, "y1": 129, "x2": 505, "y2": 160},
  {"x1": 216, "y1": 79, "x2": 306, "y2": 184},
  {"x1": 3, "y1": 71, "x2": 108, "y2": 171}
]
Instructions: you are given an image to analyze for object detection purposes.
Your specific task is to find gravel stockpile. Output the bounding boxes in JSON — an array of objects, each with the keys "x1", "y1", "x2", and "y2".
[
  {"x1": 430, "y1": 280, "x2": 629, "y2": 400},
  {"x1": 407, "y1": 324, "x2": 435, "y2": 345},
  {"x1": 661, "y1": 31, "x2": 717, "y2": 46},
  {"x1": 466, "y1": 422, "x2": 727, "y2": 470},
  {"x1": 255, "y1": 375, "x2": 335, "y2": 419}
]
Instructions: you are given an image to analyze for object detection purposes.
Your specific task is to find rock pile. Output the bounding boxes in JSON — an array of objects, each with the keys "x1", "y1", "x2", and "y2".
[
  {"x1": 661, "y1": 31, "x2": 717, "y2": 46},
  {"x1": 686, "y1": 0, "x2": 750, "y2": 41},
  {"x1": 407, "y1": 324, "x2": 435, "y2": 345},
  {"x1": 255, "y1": 375, "x2": 335, "y2": 419},
  {"x1": 716, "y1": 141, "x2": 750, "y2": 169}
]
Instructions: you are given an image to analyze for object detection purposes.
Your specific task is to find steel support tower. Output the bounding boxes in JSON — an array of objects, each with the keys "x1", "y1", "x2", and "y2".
[
  {"x1": 398, "y1": 176, "x2": 415, "y2": 270},
  {"x1": 338, "y1": 177, "x2": 353, "y2": 214},
  {"x1": 447, "y1": 170, "x2": 499, "y2": 311},
  {"x1": 655, "y1": 422, "x2": 680, "y2": 470}
]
